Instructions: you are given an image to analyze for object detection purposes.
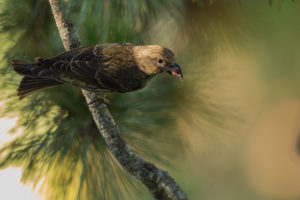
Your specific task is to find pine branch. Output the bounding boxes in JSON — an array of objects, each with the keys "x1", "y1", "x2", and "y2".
[{"x1": 48, "y1": 0, "x2": 187, "y2": 199}]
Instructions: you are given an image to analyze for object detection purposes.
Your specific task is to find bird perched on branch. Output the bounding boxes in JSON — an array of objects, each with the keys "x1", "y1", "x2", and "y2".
[{"x1": 12, "y1": 43, "x2": 183, "y2": 101}]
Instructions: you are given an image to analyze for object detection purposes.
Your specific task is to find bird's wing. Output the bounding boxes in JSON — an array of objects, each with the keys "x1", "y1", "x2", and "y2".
[
  {"x1": 37, "y1": 44, "x2": 134, "y2": 92},
  {"x1": 36, "y1": 45, "x2": 110, "y2": 89},
  {"x1": 50, "y1": 45, "x2": 101, "y2": 62}
]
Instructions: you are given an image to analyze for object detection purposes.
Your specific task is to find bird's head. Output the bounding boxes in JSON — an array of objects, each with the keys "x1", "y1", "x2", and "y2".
[{"x1": 133, "y1": 45, "x2": 183, "y2": 80}]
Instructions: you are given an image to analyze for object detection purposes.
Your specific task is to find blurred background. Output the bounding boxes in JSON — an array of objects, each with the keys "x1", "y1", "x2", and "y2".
[{"x1": 0, "y1": 0, "x2": 300, "y2": 199}]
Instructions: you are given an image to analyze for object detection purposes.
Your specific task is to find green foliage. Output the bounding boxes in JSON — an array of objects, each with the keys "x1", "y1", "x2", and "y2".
[{"x1": 66, "y1": 0, "x2": 181, "y2": 44}]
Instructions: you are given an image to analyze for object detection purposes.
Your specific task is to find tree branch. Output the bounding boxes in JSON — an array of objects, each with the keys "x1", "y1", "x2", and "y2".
[{"x1": 48, "y1": 0, "x2": 187, "y2": 199}]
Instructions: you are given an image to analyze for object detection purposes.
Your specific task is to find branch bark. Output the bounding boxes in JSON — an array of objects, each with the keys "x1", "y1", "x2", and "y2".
[{"x1": 48, "y1": 1, "x2": 187, "y2": 199}]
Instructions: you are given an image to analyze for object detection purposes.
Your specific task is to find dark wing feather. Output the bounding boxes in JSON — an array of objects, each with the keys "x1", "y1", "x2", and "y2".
[
  {"x1": 35, "y1": 43, "x2": 135, "y2": 92},
  {"x1": 50, "y1": 46, "x2": 92, "y2": 62},
  {"x1": 67, "y1": 60, "x2": 98, "y2": 85},
  {"x1": 36, "y1": 45, "x2": 114, "y2": 91},
  {"x1": 51, "y1": 45, "x2": 104, "y2": 62},
  {"x1": 36, "y1": 58, "x2": 99, "y2": 86}
]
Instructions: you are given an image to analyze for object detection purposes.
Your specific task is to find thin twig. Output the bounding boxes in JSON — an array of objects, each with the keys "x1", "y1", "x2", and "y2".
[{"x1": 48, "y1": 0, "x2": 187, "y2": 199}]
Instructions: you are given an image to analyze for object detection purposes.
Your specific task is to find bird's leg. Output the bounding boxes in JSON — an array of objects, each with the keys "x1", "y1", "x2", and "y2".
[{"x1": 88, "y1": 93, "x2": 111, "y2": 106}]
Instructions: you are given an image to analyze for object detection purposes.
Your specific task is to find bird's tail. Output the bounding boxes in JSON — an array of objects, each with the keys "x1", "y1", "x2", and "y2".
[
  {"x1": 12, "y1": 60, "x2": 48, "y2": 76},
  {"x1": 12, "y1": 60, "x2": 62, "y2": 99}
]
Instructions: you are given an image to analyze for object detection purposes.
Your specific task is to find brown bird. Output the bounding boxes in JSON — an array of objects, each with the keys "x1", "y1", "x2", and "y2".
[{"x1": 12, "y1": 43, "x2": 183, "y2": 100}]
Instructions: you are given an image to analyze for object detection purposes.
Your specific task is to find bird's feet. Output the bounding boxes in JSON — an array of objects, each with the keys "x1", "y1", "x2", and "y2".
[{"x1": 88, "y1": 94, "x2": 111, "y2": 106}]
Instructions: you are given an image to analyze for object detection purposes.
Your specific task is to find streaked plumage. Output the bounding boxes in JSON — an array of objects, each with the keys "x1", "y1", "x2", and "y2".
[{"x1": 12, "y1": 43, "x2": 183, "y2": 99}]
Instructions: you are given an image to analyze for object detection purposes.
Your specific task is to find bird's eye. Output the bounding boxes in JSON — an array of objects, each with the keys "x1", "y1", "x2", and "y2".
[{"x1": 157, "y1": 58, "x2": 164, "y2": 64}]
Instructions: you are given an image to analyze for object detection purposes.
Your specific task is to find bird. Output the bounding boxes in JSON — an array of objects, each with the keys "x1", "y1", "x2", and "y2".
[{"x1": 12, "y1": 43, "x2": 183, "y2": 101}]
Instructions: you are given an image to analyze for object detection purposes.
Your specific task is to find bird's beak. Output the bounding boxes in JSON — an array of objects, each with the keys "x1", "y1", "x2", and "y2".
[{"x1": 166, "y1": 63, "x2": 183, "y2": 80}]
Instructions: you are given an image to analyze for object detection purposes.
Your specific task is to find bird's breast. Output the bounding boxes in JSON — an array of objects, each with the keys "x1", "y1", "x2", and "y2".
[{"x1": 116, "y1": 72, "x2": 150, "y2": 92}]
